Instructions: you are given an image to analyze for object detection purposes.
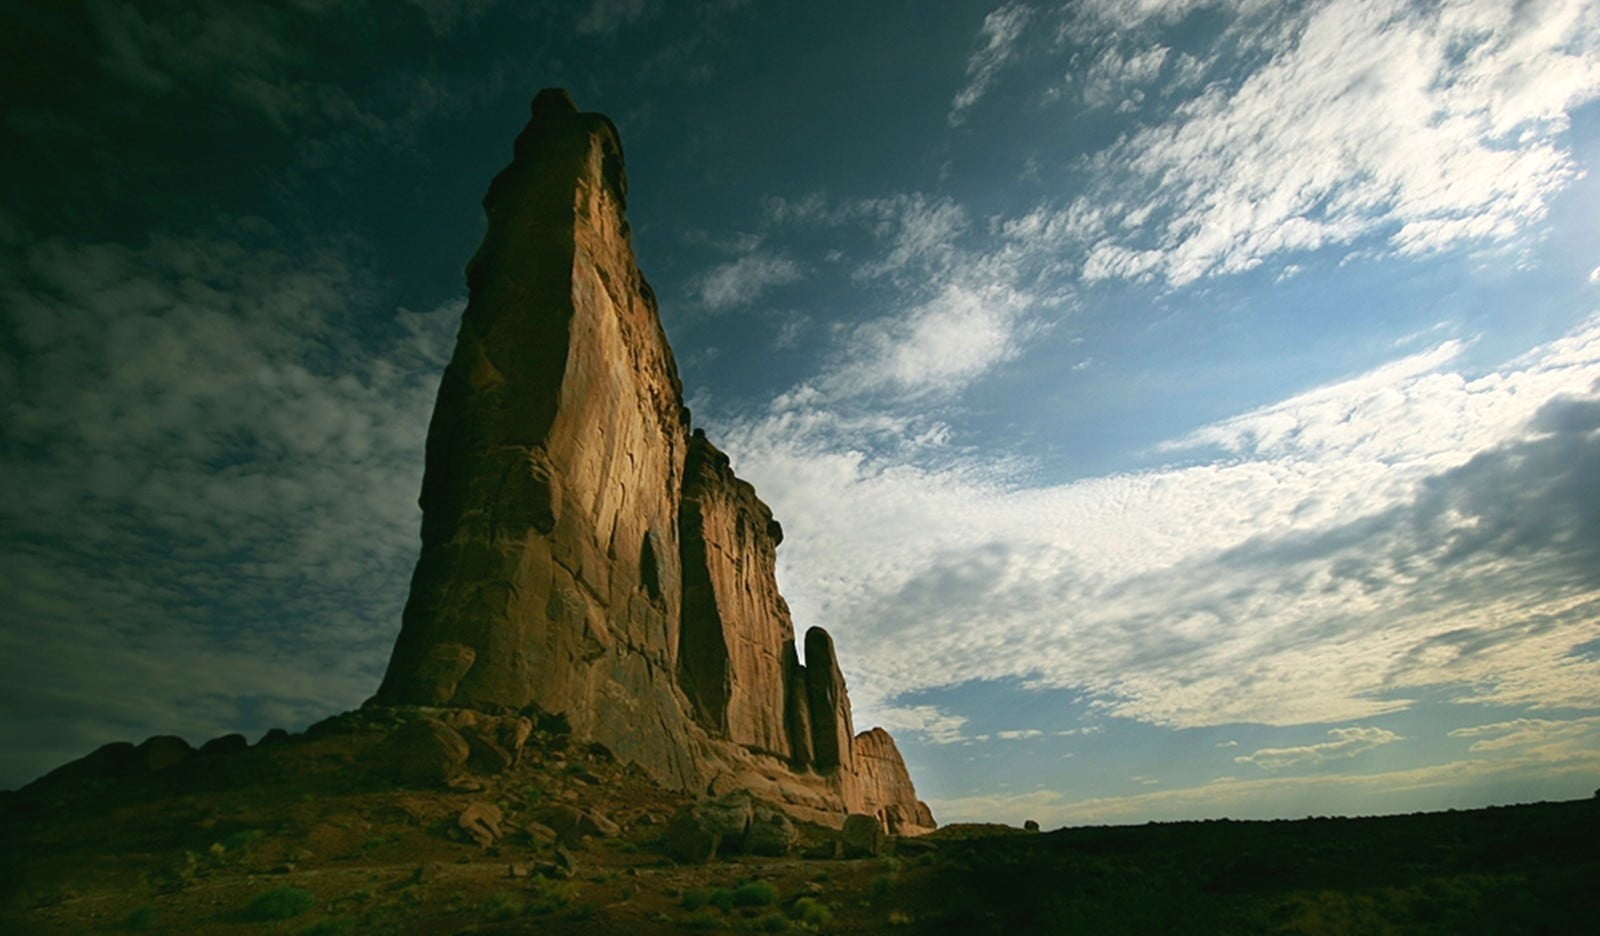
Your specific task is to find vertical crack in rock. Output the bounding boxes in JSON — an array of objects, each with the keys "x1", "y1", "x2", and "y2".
[{"x1": 373, "y1": 89, "x2": 932, "y2": 832}]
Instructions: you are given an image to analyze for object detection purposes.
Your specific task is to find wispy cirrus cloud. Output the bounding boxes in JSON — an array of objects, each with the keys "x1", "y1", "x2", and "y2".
[
  {"x1": 711, "y1": 316, "x2": 1600, "y2": 744},
  {"x1": 929, "y1": 735, "x2": 1600, "y2": 826},
  {"x1": 1448, "y1": 716, "x2": 1600, "y2": 754},
  {"x1": 1030, "y1": 0, "x2": 1600, "y2": 285},
  {"x1": 949, "y1": 2, "x2": 1034, "y2": 126},
  {"x1": 694, "y1": 252, "x2": 803, "y2": 310},
  {"x1": 1234, "y1": 726, "x2": 1403, "y2": 770},
  {"x1": 748, "y1": 192, "x2": 1047, "y2": 403}
]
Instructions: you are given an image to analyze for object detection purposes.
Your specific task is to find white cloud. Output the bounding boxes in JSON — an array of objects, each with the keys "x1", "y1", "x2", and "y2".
[
  {"x1": 1068, "y1": 0, "x2": 1220, "y2": 31},
  {"x1": 930, "y1": 738, "x2": 1600, "y2": 826},
  {"x1": 1588, "y1": 265, "x2": 1600, "y2": 284},
  {"x1": 575, "y1": 0, "x2": 652, "y2": 35},
  {"x1": 1448, "y1": 716, "x2": 1600, "y2": 754},
  {"x1": 822, "y1": 282, "x2": 1036, "y2": 398},
  {"x1": 748, "y1": 192, "x2": 1045, "y2": 403},
  {"x1": 714, "y1": 316, "x2": 1600, "y2": 738},
  {"x1": 853, "y1": 196, "x2": 968, "y2": 281},
  {"x1": 1234, "y1": 726, "x2": 1403, "y2": 770},
  {"x1": 694, "y1": 252, "x2": 803, "y2": 309},
  {"x1": 1075, "y1": 43, "x2": 1171, "y2": 111},
  {"x1": 1050, "y1": 0, "x2": 1600, "y2": 284},
  {"x1": 949, "y1": 2, "x2": 1034, "y2": 126},
  {"x1": 872, "y1": 704, "x2": 973, "y2": 745}
]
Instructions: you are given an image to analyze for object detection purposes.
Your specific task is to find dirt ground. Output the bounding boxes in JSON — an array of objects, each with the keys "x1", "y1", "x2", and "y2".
[{"x1": 5, "y1": 721, "x2": 1596, "y2": 934}]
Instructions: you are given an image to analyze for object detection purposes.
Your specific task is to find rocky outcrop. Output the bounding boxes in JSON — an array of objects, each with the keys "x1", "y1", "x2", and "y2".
[
  {"x1": 373, "y1": 88, "x2": 932, "y2": 834},
  {"x1": 852, "y1": 728, "x2": 937, "y2": 835},
  {"x1": 678, "y1": 430, "x2": 797, "y2": 759},
  {"x1": 373, "y1": 88, "x2": 701, "y2": 789},
  {"x1": 803, "y1": 626, "x2": 854, "y2": 771}
]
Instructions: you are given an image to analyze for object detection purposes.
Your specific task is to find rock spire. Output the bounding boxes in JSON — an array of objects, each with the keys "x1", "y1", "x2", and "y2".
[{"x1": 374, "y1": 89, "x2": 932, "y2": 833}]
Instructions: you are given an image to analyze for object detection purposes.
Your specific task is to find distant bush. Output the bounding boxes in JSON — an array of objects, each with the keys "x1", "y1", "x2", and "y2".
[
  {"x1": 680, "y1": 888, "x2": 711, "y2": 910},
  {"x1": 680, "y1": 909, "x2": 722, "y2": 929},
  {"x1": 122, "y1": 905, "x2": 155, "y2": 931},
  {"x1": 733, "y1": 881, "x2": 778, "y2": 908},
  {"x1": 527, "y1": 876, "x2": 580, "y2": 915},
  {"x1": 223, "y1": 828, "x2": 265, "y2": 850},
  {"x1": 482, "y1": 892, "x2": 523, "y2": 920},
  {"x1": 789, "y1": 897, "x2": 832, "y2": 927},
  {"x1": 244, "y1": 887, "x2": 316, "y2": 921}
]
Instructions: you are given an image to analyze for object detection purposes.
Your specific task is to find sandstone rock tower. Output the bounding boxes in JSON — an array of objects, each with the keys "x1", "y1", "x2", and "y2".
[{"x1": 375, "y1": 90, "x2": 932, "y2": 833}]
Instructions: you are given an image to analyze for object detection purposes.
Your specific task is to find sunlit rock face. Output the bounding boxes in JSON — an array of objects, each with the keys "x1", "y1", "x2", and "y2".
[
  {"x1": 375, "y1": 89, "x2": 933, "y2": 832},
  {"x1": 679, "y1": 429, "x2": 803, "y2": 761},
  {"x1": 374, "y1": 88, "x2": 701, "y2": 788},
  {"x1": 852, "y1": 728, "x2": 937, "y2": 835}
]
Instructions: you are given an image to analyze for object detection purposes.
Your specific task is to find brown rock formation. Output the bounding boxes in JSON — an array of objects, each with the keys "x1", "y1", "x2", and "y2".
[
  {"x1": 852, "y1": 727, "x2": 937, "y2": 835},
  {"x1": 679, "y1": 430, "x2": 798, "y2": 759},
  {"x1": 374, "y1": 88, "x2": 701, "y2": 788},
  {"x1": 373, "y1": 88, "x2": 932, "y2": 834}
]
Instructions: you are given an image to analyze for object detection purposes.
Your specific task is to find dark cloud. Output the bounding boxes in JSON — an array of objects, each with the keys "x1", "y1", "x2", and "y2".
[{"x1": 0, "y1": 228, "x2": 457, "y2": 788}]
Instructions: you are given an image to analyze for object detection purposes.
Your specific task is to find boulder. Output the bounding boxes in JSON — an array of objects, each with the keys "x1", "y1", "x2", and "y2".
[
  {"x1": 199, "y1": 733, "x2": 248, "y2": 756},
  {"x1": 138, "y1": 735, "x2": 194, "y2": 772},
  {"x1": 255, "y1": 728, "x2": 290, "y2": 747},
  {"x1": 380, "y1": 717, "x2": 470, "y2": 787},
  {"x1": 746, "y1": 806, "x2": 799, "y2": 857},
  {"x1": 841, "y1": 813, "x2": 883, "y2": 858},
  {"x1": 540, "y1": 804, "x2": 620, "y2": 843},
  {"x1": 700, "y1": 791, "x2": 755, "y2": 850},
  {"x1": 457, "y1": 801, "x2": 504, "y2": 848},
  {"x1": 31, "y1": 741, "x2": 137, "y2": 786},
  {"x1": 661, "y1": 807, "x2": 721, "y2": 864}
]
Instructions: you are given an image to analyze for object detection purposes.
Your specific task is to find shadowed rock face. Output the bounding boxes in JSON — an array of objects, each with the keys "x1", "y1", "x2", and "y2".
[
  {"x1": 678, "y1": 430, "x2": 796, "y2": 759},
  {"x1": 804, "y1": 626, "x2": 854, "y2": 772},
  {"x1": 374, "y1": 89, "x2": 932, "y2": 832}
]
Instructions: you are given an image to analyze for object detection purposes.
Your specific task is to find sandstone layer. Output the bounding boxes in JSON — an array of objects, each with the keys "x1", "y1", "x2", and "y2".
[{"x1": 374, "y1": 89, "x2": 932, "y2": 833}]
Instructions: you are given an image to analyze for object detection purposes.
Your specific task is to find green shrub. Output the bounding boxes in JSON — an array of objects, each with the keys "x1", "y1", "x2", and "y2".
[
  {"x1": 681, "y1": 889, "x2": 711, "y2": 910},
  {"x1": 751, "y1": 912, "x2": 790, "y2": 932},
  {"x1": 681, "y1": 909, "x2": 723, "y2": 930},
  {"x1": 733, "y1": 881, "x2": 778, "y2": 908},
  {"x1": 122, "y1": 905, "x2": 155, "y2": 931},
  {"x1": 244, "y1": 887, "x2": 316, "y2": 921},
  {"x1": 789, "y1": 897, "x2": 832, "y2": 927},
  {"x1": 560, "y1": 901, "x2": 599, "y2": 922},
  {"x1": 223, "y1": 828, "x2": 265, "y2": 850},
  {"x1": 527, "y1": 876, "x2": 580, "y2": 915},
  {"x1": 709, "y1": 888, "x2": 737, "y2": 912},
  {"x1": 482, "y1": 892, "x2": 523, "y2": 920}
]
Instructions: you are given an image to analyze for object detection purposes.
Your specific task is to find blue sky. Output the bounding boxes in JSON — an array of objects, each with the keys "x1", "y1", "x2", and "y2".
[{"x1": 2, "y1": 0, "x2": 1599, "y2": 825}]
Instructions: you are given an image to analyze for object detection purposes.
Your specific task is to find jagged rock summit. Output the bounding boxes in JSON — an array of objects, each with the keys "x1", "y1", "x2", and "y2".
[{"x1": 373, "y1": 89, "x2": 932, "y2": 834}]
